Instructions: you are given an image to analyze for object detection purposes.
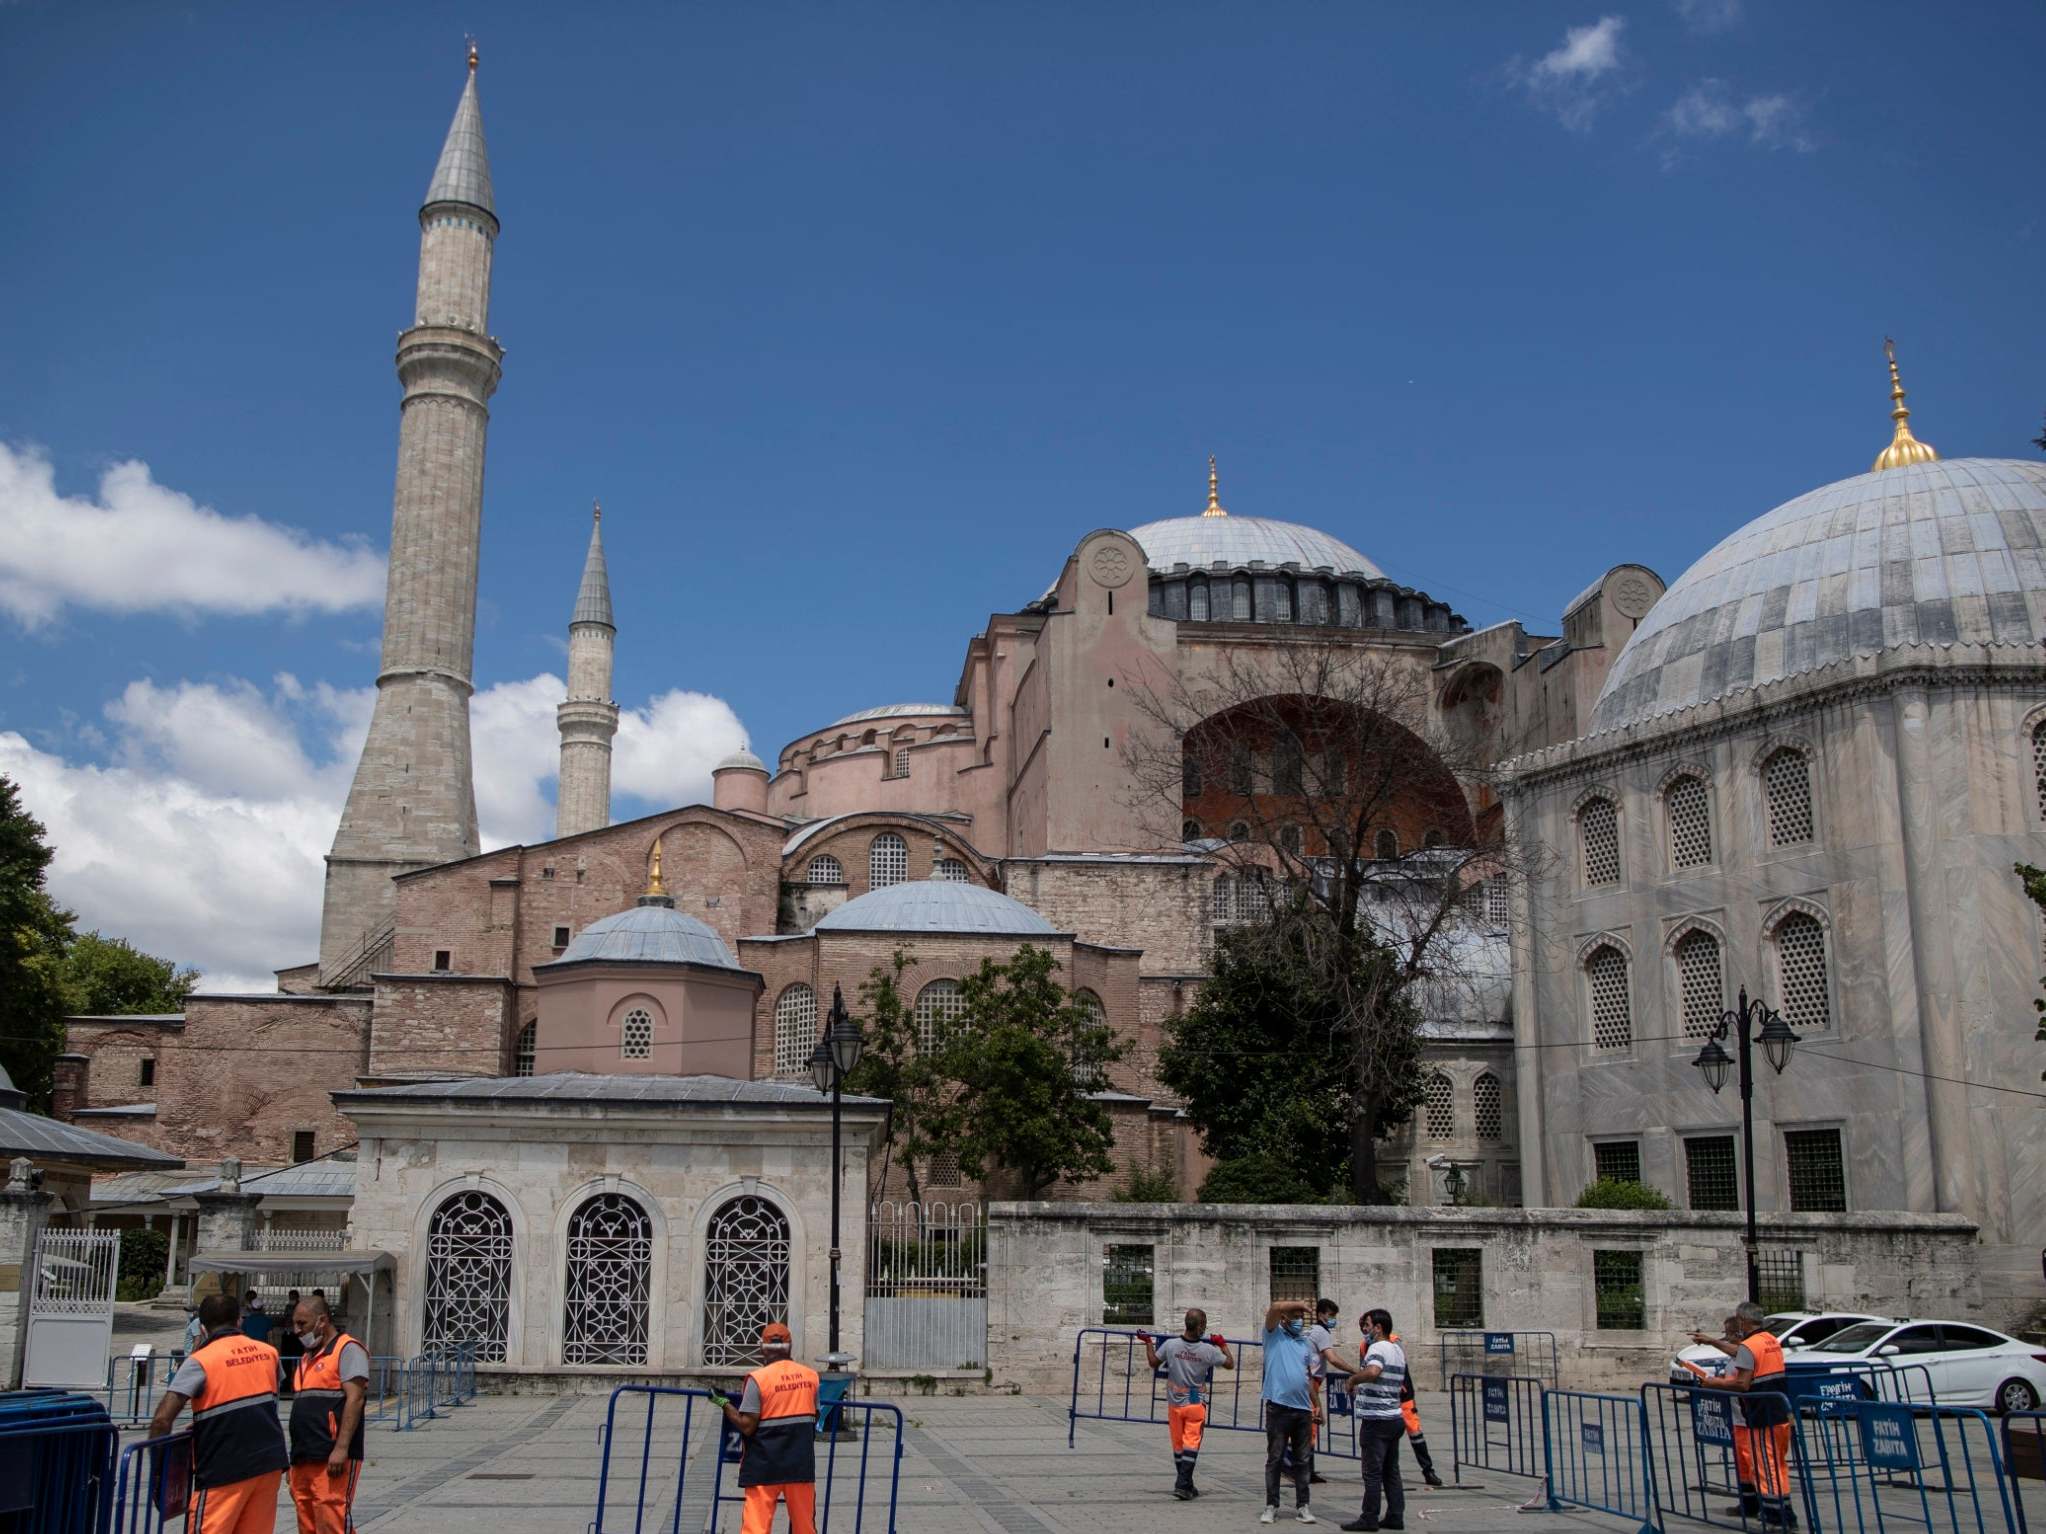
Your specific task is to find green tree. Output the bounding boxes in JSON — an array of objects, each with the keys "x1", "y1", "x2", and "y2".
[
  {"x1": 59, "y1": 932, "x2": 198, "y2": 1016},
  {"x1": 1574, "y1": 1178, "x2": 1674, "y2": 1211},
  {"x1": 927, "y1": 945, "x2": 1128, "y2": 1198},
  {"x1": 0, "y1": 776, "x2": 73, "y2": 1110},
  {"x1": 1196, "y1": 1152, "x2": 1333, "y2": 1204},
  {"x1": 843, "y1": 950, "x2": 949, "y2": 1210}
]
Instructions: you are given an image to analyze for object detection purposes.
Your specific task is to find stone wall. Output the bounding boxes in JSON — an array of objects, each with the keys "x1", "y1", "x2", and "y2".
[
  {"x1": 986, "y1": 1202, "x2": 1982, "y2": 1393},
  {"x1": 368, "y1": 975, "x2": 514, "y2": 1078}
]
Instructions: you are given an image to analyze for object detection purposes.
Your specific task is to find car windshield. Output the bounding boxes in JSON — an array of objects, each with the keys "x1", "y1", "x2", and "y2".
[{"x1": 1807, "y1": 1323, "x2": 1892, "y2": 1354}]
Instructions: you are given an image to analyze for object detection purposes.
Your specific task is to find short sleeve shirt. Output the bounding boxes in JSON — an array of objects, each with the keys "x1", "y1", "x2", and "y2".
[
  {"x1": 1158, "y1": 1338, "x2": 1224, "y2": 1406},
  {"x1": 1261, "y1": 1326, "x2": 1316, "y2": 1411},
  {"x1": 168, "y1": 1348, "x2": 213, "y2": 1398},
  {"x1": 1355, "y1": 1338, "x2": 1408, "y2": 1419},
  {"x1": 335, "y1": 1341, "x2": 370, "y2": 1383},
  {"x1": 1305, "y1": 1323, "x2": 1334, "y2": 1378}
]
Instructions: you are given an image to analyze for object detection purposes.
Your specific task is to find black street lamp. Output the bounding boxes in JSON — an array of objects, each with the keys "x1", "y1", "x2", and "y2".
[
  {"x1": 807, "y1": 983, "x2": 864, "y2": 1374},
  {"x1": 1691, "y1": 987, "x2": 1798, "y2": 1304}
]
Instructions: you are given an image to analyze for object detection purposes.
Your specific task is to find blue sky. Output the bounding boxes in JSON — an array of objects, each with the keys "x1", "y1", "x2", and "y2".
[{"x1": 2, "y1": 0, "x2": 2041, "y2": 981}]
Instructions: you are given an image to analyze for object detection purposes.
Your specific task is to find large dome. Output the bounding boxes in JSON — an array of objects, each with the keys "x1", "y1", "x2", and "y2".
[
  {"x1": 1592, "y1": 458, "x2": 2046, "y2": 736},
  {"x1": 544, "y1": 903, "x2": 740, "y2": 969},
  {"x1": 815, "y1": 880, "x2": 1057, "y2": 936},
  {"x1": 1127, "y1": 515, "x2": 1384, "y2": 579}
]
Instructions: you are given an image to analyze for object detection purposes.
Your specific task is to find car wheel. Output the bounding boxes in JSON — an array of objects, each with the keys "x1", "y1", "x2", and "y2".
[{"x1": 1996, "y1": 1378, "x2": 2038, "y2": 1415}]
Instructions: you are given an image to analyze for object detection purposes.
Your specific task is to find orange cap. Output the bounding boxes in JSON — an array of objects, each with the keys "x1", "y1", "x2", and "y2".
[{"x1": 760, "y1": 1322, "x2": 793, "y2": 1346}]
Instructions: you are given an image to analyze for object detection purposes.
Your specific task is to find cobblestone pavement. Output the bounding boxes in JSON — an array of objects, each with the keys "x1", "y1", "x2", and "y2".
[{"x1": 117, "y1": 1389, "x2": 1631, "y2": 1532}]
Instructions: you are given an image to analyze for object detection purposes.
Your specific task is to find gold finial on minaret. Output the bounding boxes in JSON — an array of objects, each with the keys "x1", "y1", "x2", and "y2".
[
  {"x1": 467, "y1": 39, "x2": 479, "y2": 72},
  {"x1": 646, "y1": 835, "x2": 665, "y2": 897},
  {"x1": 1202, "y1": 454, "x2": 1228, "y2": 517},
  {"x1": 592, "y1": 498, "x2": 601, "y2": 524},
  {"x1": 1872, "y1": 337, "x2": 1939, "y2": 473}
]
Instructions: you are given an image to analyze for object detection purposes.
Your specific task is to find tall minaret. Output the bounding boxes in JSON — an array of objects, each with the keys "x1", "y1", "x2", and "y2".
[
  {"x1": 320, "y1": 47, "x2": 503, "y2": 976},
  {"x1": 555, "y1": 502, "x2": 619, "y2": 838}
]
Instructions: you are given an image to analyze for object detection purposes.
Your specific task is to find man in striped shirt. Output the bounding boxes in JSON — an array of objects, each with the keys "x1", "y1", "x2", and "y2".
[{"x1": 1340, "y1": 1309, "x2": 1407, "y2": 1532}]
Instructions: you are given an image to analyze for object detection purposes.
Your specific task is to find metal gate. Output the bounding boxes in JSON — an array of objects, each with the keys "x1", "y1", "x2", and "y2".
[
  {"x1": 863, "y1": 1201, "x2": 985, "y2": 1370},
  {"x1": 24, "y1": 1228, "x2": 120, "y2": 1388}
]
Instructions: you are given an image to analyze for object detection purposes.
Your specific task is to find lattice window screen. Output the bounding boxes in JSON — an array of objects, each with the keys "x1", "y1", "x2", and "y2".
[
  {"x1": 1666, "y1": 776, "x2": 1713, "y2": 868},
  {"x1": 933, "y1": 857, "x2": 970, "y2": 882},
  {"x1": 1423, "y1": 1073, "x2": 1455, "y2": 1138},
  {"x1": 1587, "y1": 945, "x2": 1632, "y2": 1051},
  {"x1": 1676, "y1": 930, "x2": 1724, "y2": 1038},
  {"x1": 915, "y1": 980, "x2": 965, "y2": 1054},
  {"x1": 1774, "y1": 913, "x2": 1831, "y2": 1030},
  {"x1": 773, "y1": 985, "x2": 817, "y2": 1078},
  {"x1": 891, "y1": 747, "x2": 911, "y2": 779},
  {"x1": 1473, "y1": 1073, "x2": 1503, "y2": 1140},
  {"x1": 1580, "y1": 798, "x2": 1620, "y2": 885},
  {"x1": 1486, "y1": 880, "x2": 1511, "y2": 927},
  {"x1": 806, "y1": 854, "x2": 844, "y2": 885},
  {"x1": 513, "y1": 1021, "x2": 536, "y2": 1077},
  {"x1": 868, "y1": 833, "x2": 908, "y2": 888},
  {"x1": 2035, "y1": 722, "x2": 2046, "y2": 821},
  {"x1": 621, "y1": 1008, "x2": 653, "y2": 1059},
  {"x1": 1763, "y1": 750, "x2": 1814, "y2": 845}
]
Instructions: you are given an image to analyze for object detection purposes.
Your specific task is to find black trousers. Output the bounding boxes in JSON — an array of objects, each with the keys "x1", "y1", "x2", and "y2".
[
  {"x1": 1264, "y1": 1404, "x2": 1313, "y2": 1508},
  {"x1": 1359, "y1": 1416, "x2": 1405, "y2": 1525}
]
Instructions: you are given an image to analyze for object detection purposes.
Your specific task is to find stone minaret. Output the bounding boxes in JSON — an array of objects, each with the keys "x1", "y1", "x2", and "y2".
[
  {"x1": 555, "y1": 503, "x2": 619, "y2": 837},
  {"x1": 320, "y1": 50, "x2": 503, "y2": 976}
]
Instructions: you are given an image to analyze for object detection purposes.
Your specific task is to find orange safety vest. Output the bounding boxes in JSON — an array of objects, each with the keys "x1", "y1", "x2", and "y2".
[
  {"x1": 186, "y1": 1333, "x2": 290, "y2": 1489},
  {"x1": 1740, "y1": 1329, "x2": 1791, "y2": 1428},
  {"x1": 291, "y1": 1331, "x2": 366, "y2": 1463},
  {"x1": 737, "y1": 1357, "x2": 820, "y2": 1488}
]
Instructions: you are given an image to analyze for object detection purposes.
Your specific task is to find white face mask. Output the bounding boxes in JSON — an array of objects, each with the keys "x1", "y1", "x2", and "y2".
[{"x1": 298, "y1": 1328, "x2": 322, "y2": 1349}]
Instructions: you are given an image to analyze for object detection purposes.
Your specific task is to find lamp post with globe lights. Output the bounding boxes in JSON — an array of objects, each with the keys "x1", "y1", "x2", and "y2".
[
  {"x1": 807, "y1": 984, "x2": 864, "y2": 1373},
  {"x1": 1691, "y1": 987, "x2": 1798, "y2": 1305}
]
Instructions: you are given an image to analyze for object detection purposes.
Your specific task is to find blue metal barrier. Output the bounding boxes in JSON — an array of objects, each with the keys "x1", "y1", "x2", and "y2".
[
  {"x1": 108, "y1": 1432, "x2": 193, "y2": 1534},
  {"x1": 365, "y1": 1354, "x2": 407, "y2": 1427},
  {"x1": 1438, "y1": 1329, "x2": 1561, "y2": 1390},
  {"x1": 1642, "y1": 1380, "x2": 1813, "y2": 1531},
  {"x1": 1798, "y1": 1398, "x2": 2018, "y2": 1534},
  {"x1": 100, "y1": 1353, "x2": 175, "y2": 1426},
  {"x1": 590, "y1": 1383, "x2": 904, "y2": 1534},
  {"x1": 1448, "y1": 1372, "x2": 1545, "y2": 1483},
  {"x1": 0, "y1": 1390, "x2": 119, "y2": 1534},
  {"x1": 1542, "y1": 1388, "x2": 1656, "y2": 1532},
  {"x1": 1064, "y1": 1326, "x2": 1361, "y2": 1461}
]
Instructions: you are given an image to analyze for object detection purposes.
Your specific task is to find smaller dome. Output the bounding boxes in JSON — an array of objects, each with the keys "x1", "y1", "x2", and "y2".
[
  {"x1": 815, "y1": 880, "x2": 1057, "y2": 936},
  {"x1": 547, "y1": 904, "x2": 739, "y2": 969},
  {"x1": 715, "y1": 748, "x2": 767, "y2": 774},
  {"x1": 828, "y1": 704, "x2": 967, "y2": 728}
]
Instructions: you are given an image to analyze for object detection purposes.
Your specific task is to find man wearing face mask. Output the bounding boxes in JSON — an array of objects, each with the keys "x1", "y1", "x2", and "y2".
[
  {"x1": 286, "y1": 1295, "x2": 369, "y2": 1534},
  {"x1": 1259, "y1": 1298, "x2": 1319, "y2": 1524}
]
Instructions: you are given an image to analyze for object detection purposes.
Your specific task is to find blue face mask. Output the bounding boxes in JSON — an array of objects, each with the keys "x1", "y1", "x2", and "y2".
[{"x1": 1283, "y1": 1320, "x2": 1304, "y2": 1337}]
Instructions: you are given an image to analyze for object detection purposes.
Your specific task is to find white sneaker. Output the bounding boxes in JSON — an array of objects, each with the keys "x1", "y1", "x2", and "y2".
[
  {"x1": 1260, "y1": 1508, "x2": 1278, "y2": 1525},
  {"x1": 1298, "y1": 1511, "x2": 1319, "y2": 1525}
]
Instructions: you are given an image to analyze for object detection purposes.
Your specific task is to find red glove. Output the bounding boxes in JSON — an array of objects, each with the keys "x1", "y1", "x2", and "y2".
[{"x1": 1210, "y1": 1334, "x2": 1227, "y2": 1347}]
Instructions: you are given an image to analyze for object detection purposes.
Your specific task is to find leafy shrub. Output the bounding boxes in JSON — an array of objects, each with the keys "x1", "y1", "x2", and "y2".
[
  {"x1": 1197, "y1": 1153, "x2": 1334, "y2": 1205},
  {"x1": 1113, "y1": 1165, "x2": 1182, "y2": 1203},
  {"x1": 1574, "y1": 1177, "x2": 1673, "y2": 1210}
]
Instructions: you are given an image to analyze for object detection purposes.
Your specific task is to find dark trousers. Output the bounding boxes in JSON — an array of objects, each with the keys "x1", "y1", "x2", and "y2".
[
  {"x1": 1359, "y1": 1417, "x2": 1405, "y2": 1526},
  {"x1": 1264, "y1": 1404, "x2": 1313, "y2": 1508}
]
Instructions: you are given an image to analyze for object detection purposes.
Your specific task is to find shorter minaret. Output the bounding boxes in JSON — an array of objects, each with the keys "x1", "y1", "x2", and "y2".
[{"x1": 556, "y1": 502, "x2": 619, "y2": 838}]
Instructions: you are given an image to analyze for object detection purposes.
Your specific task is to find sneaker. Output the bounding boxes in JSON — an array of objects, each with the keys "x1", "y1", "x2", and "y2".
[
  {"x1": 1172, "y1": 1487, "x2": 1194, "y2": 1501},
  {"x1": 1337, "y1": 1521, "x2": 1378, "y2": 1532},
  {"x1": 1297, "y1": 1512, "x2": 1318, "y2": 1526},
  {"x1": 1261, "y1": 1508, "x2": 1278, "y2": 1526},
  {"x1": 1422, "y1": 1471, "x2": 1444, "y2": 1488}
]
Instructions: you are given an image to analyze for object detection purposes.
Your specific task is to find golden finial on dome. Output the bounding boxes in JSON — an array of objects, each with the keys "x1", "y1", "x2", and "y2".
[
  {"x1": 1202, "y1": 454, "x2": 1228, "y2": 518},
  {"x1": 646, "y1": 835, "x2": 665, "y2": 897},
  {"x1": 1872, "y1": 337, "x2": 1939, "y2": 473}
]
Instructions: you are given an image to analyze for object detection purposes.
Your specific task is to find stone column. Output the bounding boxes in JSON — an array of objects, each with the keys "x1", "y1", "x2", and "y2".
[
  {"x1": 0, "y1": 1158, "x2": 55, "y2": 1389},
  {"x1": 191, "y1": 1159, "x2": 263, "y2": 1304},
  {"x1": 164, "y1": 1212, "x2": 181, "y2": 1291}
]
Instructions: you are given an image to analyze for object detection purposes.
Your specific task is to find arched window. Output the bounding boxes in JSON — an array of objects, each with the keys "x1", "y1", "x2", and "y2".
[
  {"x1": 773, "y1": 985, "x2": 817, "y2": 1079},
  {"x1": 914, "y1": 979, "x2": 965, "y2": 1053},
  {"x1": 1189, "y1": 579, "x2": 1210, "y2": 621},
  {"x1": 1070, "y1": 989, "x2": 1106, "y2": 1087},
  {"x1": 1674, "y1": 929, "x2": 1724, "y2": 1039},
  {"x1": 1183, "y1": 751, "x2": 1202, "y2": 797},
  {"x1": 933, "y1": 857, "x2": 970, "y2": 882},
  {"x1": 1181, "y1": 818, "x2": 1203, "y2": 842},
  {"x1": 2034, "y1": 721, "x2": 2046, "y2": 821},
  {"x1": 806, "y1": 854, "x2": 844, "y2": 885},
  {"x1": 513, "y1": 1020, "x2": 536, "y2": 1077},
  {"x1": 1762, "y1": 749, "x2": 1814, "y2": 846},
  {"x1": 869, "y1": 832, "x2": 908, "y2": 888},
  {"x1": 1578, "y1": 796, "x2": 1620, "y2": 885},
  {"x1": 1423, "y1": 1073, "x2": 1454, "y2": 1139},
  {"x1": 1585, "y1": 944, "x2": 1632, "y2": 1052},
  {"x1": 620, "y1": 1008, "x2": 653, "y2": 1060},
  {"x1": 1273, "y1": 734, "x2": 1304, "y2": 795},
  {"x1": 1665, "y1": 775, "x2": 1713, "y2": 869},
  {"x1": 1374, "y1": 828, "x2": 1400, "y2": 861},
  {"x1": 702, "y1": 1195, "x2": 791, "y2": 1368},
  {"x1": 1423, "y1": 828, "x2": 1446, "y2": 849},
  {"x1": 891, "y1": 746, "x2": 911, "y2": 779},
  {"x1": 1277, "y1": 824, "x2": 1302, "y2": 856},
  {"x1": 424, "y1": 1191, "x2": 513, "y2": 1362},
  {"x1": 1473, "y1": 1072, "x2": 1503, "y2": 1141},
  {"x1": 1773, "y1": 912, "x2": 1831, "y2": 1031},
  {"x1": 562, "y1": 1192, "x2": 652, "y2": 1366},
  {"x1": 1227, "y1": 820, "x2": 1250, "y2": 843}
]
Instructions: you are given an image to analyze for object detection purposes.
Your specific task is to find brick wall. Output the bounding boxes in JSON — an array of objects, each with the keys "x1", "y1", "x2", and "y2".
[
  {"x1": 367, "y1": 975, "x2": 513, "y2": 1077},
  {"x1": 62, "y1": 1019, "x2": 183, "y2": 1110},
  {"x1": 1005, "y1": 858, "x2": 1211, "y2": 975}
]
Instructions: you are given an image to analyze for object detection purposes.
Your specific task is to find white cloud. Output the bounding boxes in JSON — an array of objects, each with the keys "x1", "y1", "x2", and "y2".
[
  {"x1": 1674, "y1": 0, "x2": 1741, "y2": 33},
  {"x1": 1511, "y1": 15, "x2": 1628, "y2": 132},
  {"x1": 0, "y1": 442, "x2": 386, "y2": 629},
  {"x1": 1659, "y1": 79, "x2": 1816, "y2": 164},
  {"x1": 5, "y1": 671, "x2": 749, "y2": 990}
]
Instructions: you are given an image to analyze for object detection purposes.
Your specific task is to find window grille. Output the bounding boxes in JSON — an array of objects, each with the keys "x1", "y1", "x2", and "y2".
[
  {"x1": 1181, "y1": 819, "x2": 1202, "y2": 842},
  {"x1": 702, "y1": 1195, "x2": 791, "y2": 1367},
  {"x1": 1273, "y1": 735, "x2": 1304, "y2": 794},
  {"x1": 1189, "y1": 581, "x2": 1210, "y2": 620},
  {"x1": 562, "y1": 1193, "x2": 652, "y2": 1365},
  {"x1": 1431, "y1": 1248, "x2": 1484, "y2": 1328},
  {"x1": 926, "y1": 1151, "x2": 962, "y2": 1186},
  {"x1": 1103, "y1": 1244, "x2": 1154, "y2": 1325},
  {"x1": 1375, "y1": 828, "x2": 1400, "y2": 861},
  {"x1": 1228, "y1": 744, "x2": 1254, "y2": 794},
  {"x1": 1070, "y1": 990, "x2": 1107, "y2": 1087},
  {"x1": 514, "y1": 1021, "x2": 536, "y2": 1077},
  {"x1": 1473, "y1": 1072, "x2": 1503, "y2": 1140},
  {"x1": 1763, "y1": 749, "x2": 1814, "y2": 845},
  {"x1": 933, "y1": 857, "x2": 970, "y2": 882},
  {"x1": 1675, "y1": 929, "x2": 1724, "y2": 1039},
  {"x1": 1666, "y1": 776, "x2": 1713, "y2": 868},
  {"x1": 891, "y1": 747, "x2": 911, "y2": 779},
  {"x1": 1684, "y1": 1135, "x2": 1738, "y2": 1210},
  {"x1": 806, "y1": 854, "x2": 844, "y2": 885},
  {"x1": 1755, "y1": 1249, "x2": 1807, "y2": 1312},
  {"x1": 2034, "y1": 721, "x2": 2046, "y2": 820},
  {"x1": 1423, "y1": 1073, "x2": 1455, "y2": 1138},
  {"x1": 1579, "y1": 796, "x2": 1621, "y2": 885},
  {"x1": 868, "y1": 832, "x2": 908, "y2": 888},
  {"x1": 1784, "y1": 1128, "x2": 1846, "y2": 1212},
  {"x1": 1592, "y1": 1250, "x2": 1646, "y2": 1330},
  {"x1": 621, "y1": 1008, "x2": 653, "y2": 1059},
  {"x1": 1586, "y1": 945, "x2": 1632, "y2": 1051},
  {"x1": 915, "y1": 979, "x2": 965, "y2": 1054},
  {"x1": 1269, "y1": 1246, "x2": 1320, "y2": 1303},
  {"x1": 424, "y1": 1191, "x2": 513, "y2": 1362},
  {"x1": 1774, "y1": 912, "x2": 1830, "y2": 1030},
  {"x1": 1232, "y1": 578, "x2": 1252, "y2": 620},
  {"x1": 1592, "y1": 1139, "x2": 1641, "y2": 1185},
  {"x1": 773, "y1": 985, "x2": 817, "y2": 1078},
  {"x1": 1485, "y1": 880, "x2": 1510, "y2": 927}
]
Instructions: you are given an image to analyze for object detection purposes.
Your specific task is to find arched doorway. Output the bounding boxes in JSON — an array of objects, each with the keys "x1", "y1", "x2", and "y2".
[{"x1": 701, "y1": 1194, "x2": 791, "y2": 1367}]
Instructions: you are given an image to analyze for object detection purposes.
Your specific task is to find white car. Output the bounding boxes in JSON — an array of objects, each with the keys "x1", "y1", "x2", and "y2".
[
  {"x1": 1788, "y1": 1319, "x2": 2046, "y2": 1413},
  {"x1": 1667, "y1": 1312, "x2": 1880, "y2": 1385}
]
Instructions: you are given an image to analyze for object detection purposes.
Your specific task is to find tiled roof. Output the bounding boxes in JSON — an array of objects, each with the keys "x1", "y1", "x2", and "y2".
[{"x1": 0, "y1": 1106, "x2": 183, "y2": 1169}]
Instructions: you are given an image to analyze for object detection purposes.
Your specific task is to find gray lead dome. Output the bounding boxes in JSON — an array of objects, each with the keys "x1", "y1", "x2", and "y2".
[
  {"x1": 1592, "y1": 458, "x2": 2046, "y2": 736},
  {"x1": 1127, "y1": 515, "x2": 1385, "y2": 579},
  {"x1": 815, "y1": 880, "x2": 1057, "y2": 935},
  {"x1": 544, "y1": 904, "x2": 740, "y2": 969}
]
